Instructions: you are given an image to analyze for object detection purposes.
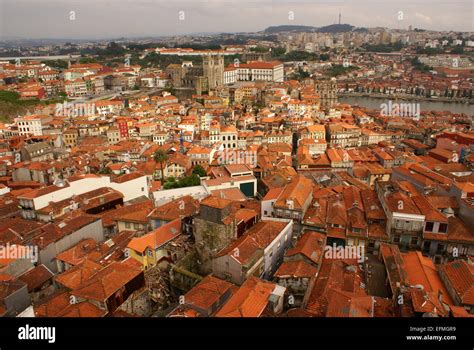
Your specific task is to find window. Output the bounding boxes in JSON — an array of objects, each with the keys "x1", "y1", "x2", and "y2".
[
  {"x1": 395, "y1": 220, "x2": 403, "y2": 229},
  {"x1": 125, "y1": 222, "x2": 131, "y2": 229},
  {"x1": 394, "y1": 235, "x2": 400, "y2": 243},
  {"x1": 410, "y1": 236, "x2": 418, "y2": 245},
  {"x1": 147, "y1": 249, "x2": 153, "y2": 257},
  {"x1": 264, "y1": 210, "x2": 268, "y2": 216},
  {"x1": 438, "y1": 223, "x2": 448, "y2": 233},
  {"x1": 425, "y1": 222, "x2": 434, "y2": 232}
]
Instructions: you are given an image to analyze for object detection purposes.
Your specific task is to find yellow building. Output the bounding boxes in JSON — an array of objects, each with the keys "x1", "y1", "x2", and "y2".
[{"x1": 126, "y1": 219, "x2": 182, "y2": 270}]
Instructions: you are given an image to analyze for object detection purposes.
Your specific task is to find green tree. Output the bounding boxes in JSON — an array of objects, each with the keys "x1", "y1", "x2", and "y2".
[
  {"x1": 271, "y1": 47, "x2": 286, "y2": 58},
  {"x1": 192, "y1": 165, "x2": 206, "y2": 177},
  {"x1": 319, "y1": 54, "x2": 330, "y2": 61},
  {"x1": 154, "y1": 150, "x2": 169, "y2": 180},
  {"x1": 41, "y1": 59, "x2": 68, "y2": 69}
]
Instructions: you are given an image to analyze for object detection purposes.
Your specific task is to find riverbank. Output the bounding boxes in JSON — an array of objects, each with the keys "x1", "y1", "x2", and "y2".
[
  {"x1": 339, "y1": 92, "x2": 473, "y2": 105},
  {"x1": 339, "y1": 95, "x2": 474, "y2": 115}
]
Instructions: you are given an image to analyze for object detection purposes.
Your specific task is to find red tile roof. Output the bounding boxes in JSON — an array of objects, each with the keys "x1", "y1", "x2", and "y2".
[
  {"x1": 440, "y1": 260, "x2": 474, "y2": 306},
  {"x1": 286, "y1": 230, "x2": 326, "y2": 265},
  {"x1": 305, "y1": 258, "x2": 366, "y2": 316},
  {"x1": 183, "y1": 275, "x2": 235, "y2": 313},
  {"x1": 57, "y1": 301, "x2": 107, "y2": 317},
  {"x1": 18, "y1": 265, "x2": 54, "y2": 292},
  {"x1": 215, "y1": 277, "x2": 279, "y2": 317},
  {"x1": 274, "y1": 260, "x2": 318, "y2": 278},
  {"x1": 127, "y1": 219, "x2": 181, "y2": 253},
  {"x1": 113, "y1": 171, "x2": 145, "y2": 184},
  {"x1": 409, "y1": 287, "x2": 448, "y2": 317},
  {"x1": 55, "y1": 238, "x2": 98, "y2": 266},
  {"x1": 262, "y1": 187, "x2": 284, "y2": 201},
  {"x1": 148, "y1": 196, "x2": 199, "y2": 221},
  {"x1": 402, "y1": 251, "x2": 453, "y2": 305},
  {"x1": 71, "y1": 261, "x2": 143, "y2": 302},
  {"x1": 274, "y1": 176, "x2": 313, "y2": 210},
  {"x1": 325, "y1": 289, "x2": 374, "y2": 317},
  {"x1": 200, "y1": 195, "x2": 233, "y2": 209},
  {"x1": 55, "y1": 259, "x2": 103, "y2": 290},
  {"x1": 211, "y1": 188, "x2": 247, "y2": 201}
]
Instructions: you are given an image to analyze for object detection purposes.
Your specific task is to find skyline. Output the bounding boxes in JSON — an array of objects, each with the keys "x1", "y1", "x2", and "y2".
[{"x1": 0, "y1": 0, "x2": 473, "y2": 40}]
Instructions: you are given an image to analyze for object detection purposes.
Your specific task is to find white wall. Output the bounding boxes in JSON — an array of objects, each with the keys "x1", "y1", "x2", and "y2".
[
  {"x1": 203, "y1": 178, "x2": 257, "y2": 197},
  {"x1": 31, "y1": 175, "x2": 149, "y2": 210},
  {"x1": 261, "y1": 218, "x2": 293, "y2": 279},
  {"x1": 152, "y1": 185, "x2": 209, "y2": 206},
  {"x1": 111, "y1": 176, "x2": 149, "y2": 203},
  {"x1": 261, "y1": 199, "x2": 276, "y2": 218},
  {"x1": 0, "y1": 186, "x2": 10, "y2": 196}
]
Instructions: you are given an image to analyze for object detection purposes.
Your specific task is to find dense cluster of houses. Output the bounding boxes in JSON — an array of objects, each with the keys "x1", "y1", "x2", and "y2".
[{"x1": 0, "y1": 52, "x2": 472, "y2": 319}]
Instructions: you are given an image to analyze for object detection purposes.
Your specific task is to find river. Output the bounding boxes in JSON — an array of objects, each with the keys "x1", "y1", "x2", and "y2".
[{"x1": 339, "y1": 96, "x2": 474, "y2": 116}]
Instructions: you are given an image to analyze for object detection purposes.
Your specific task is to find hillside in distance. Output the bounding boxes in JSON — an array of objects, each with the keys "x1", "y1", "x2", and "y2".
[{"x1": 264, "y1": 24, "x2": 359, "y2": 34}]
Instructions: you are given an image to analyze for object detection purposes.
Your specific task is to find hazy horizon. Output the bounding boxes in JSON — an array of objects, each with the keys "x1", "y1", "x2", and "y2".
[{"x1": 0, "y1": 0, "x2": 473, "y2": 40}]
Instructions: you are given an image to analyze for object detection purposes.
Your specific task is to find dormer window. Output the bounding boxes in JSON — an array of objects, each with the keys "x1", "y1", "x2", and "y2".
[
  {"x1": 438, "y1": 223, "x2": 448, "y2": 233},
  {"x1": 425, "y1": 222, "x2": 434, "y2": 232}
]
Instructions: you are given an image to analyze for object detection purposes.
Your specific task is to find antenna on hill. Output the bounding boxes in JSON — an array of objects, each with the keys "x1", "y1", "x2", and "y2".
[{"x1": 339, "y1": 10, "x2": 341, "y2": 25}]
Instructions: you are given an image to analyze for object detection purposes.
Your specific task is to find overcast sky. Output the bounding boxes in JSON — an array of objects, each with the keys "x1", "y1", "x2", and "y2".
[{"x1": 0, "y1": 0, "x2": 473, "y2": 40}]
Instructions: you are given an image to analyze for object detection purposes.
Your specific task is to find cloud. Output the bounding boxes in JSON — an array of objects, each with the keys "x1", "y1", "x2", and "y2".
[
  {"x1": 0, "y1": 0, "x2": 472, "y2": 39},
  {"x1": 414, "y1": 12, "x2": 433, "y2": 24}
]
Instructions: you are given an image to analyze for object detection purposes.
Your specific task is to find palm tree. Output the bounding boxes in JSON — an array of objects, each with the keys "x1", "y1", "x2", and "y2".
[{"x1": 153, "y1": 150, "x2": 168, "y2": 181}]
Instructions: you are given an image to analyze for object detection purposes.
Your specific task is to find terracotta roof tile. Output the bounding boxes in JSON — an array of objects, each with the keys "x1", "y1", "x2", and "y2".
[
  {"x1": 71, "y1": 261, "x2": 143, "y2": 302},
  {"x1": 18, "y1": 265, "x2": 54, "y2": 292},
  {"x1": 215, "y1": 277, "x2": 279, "y2": 317},
  {"x1": 440, "y1": 260, "x2": 474, "y2": 306},
  {"x1": 127, "y1": 219, "x2": 181, "y2": 253},
  {"x1": 274, "y1": 260, "x2": 318, "y2": 278},
  {"x1": 286, "y1": 230, "x2": 326, "y2": 265},
  {"x1": 183, "y1": 275, "x2": 235, "y2": 313}
]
